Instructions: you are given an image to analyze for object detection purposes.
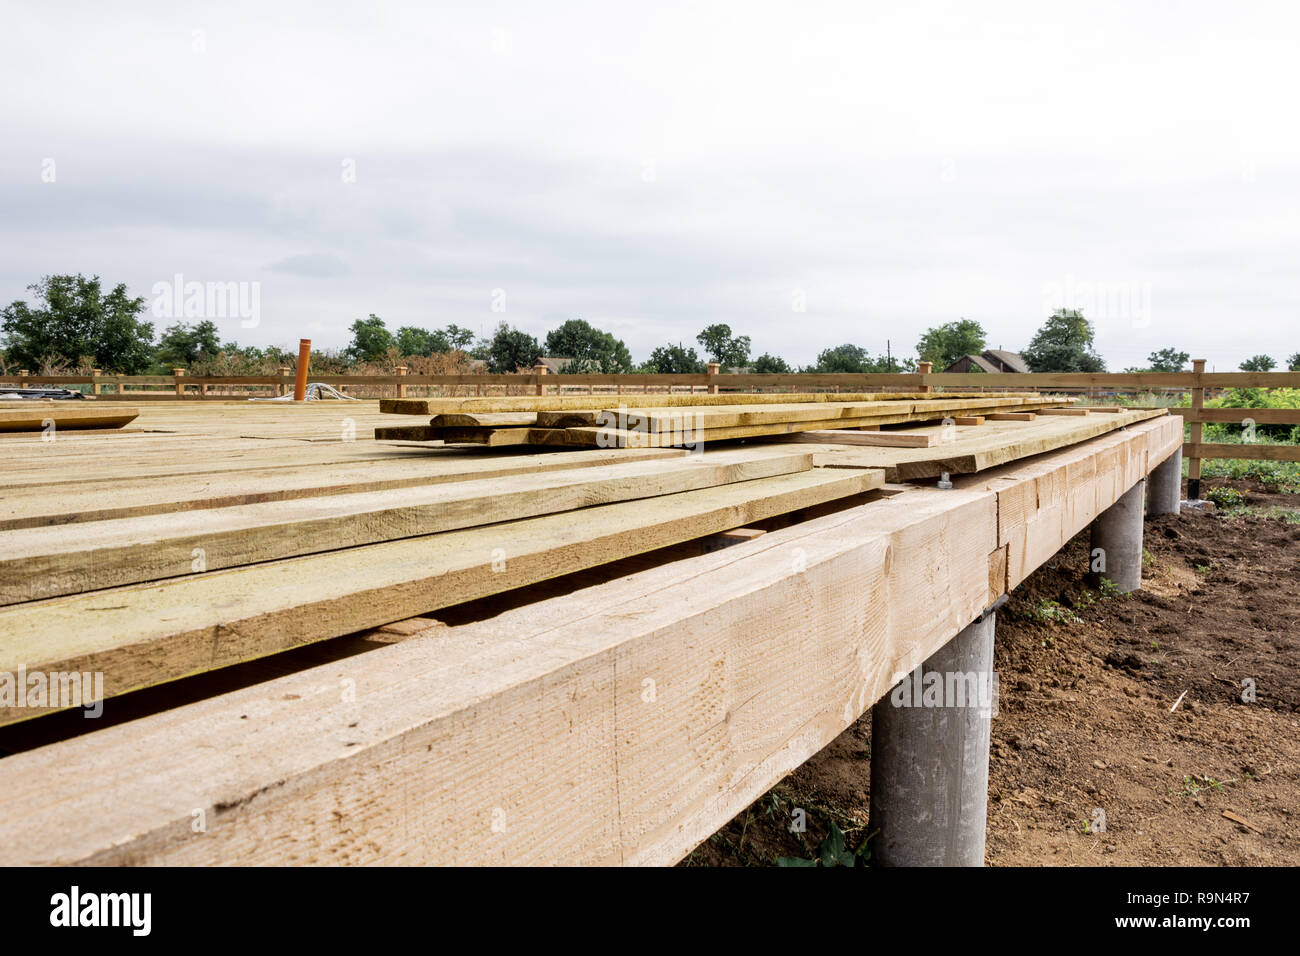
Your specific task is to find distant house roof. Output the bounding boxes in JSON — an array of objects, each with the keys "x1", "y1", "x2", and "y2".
[
  {"x1": 944, "y1": 353, "x2": 999, "y2": 374},
  {"x1": 944, "y1": 350, "x2": 1029, "y2": 374},
  {"x1": 536, "y1": 356, "x2": 573, "y2": 373},
  {"x1": 982, "y1": 349, "x2": 1030, "y2": 373}
]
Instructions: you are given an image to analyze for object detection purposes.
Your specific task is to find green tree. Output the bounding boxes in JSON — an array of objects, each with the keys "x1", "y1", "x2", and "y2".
[
  {"x1": 1287, "y1": 352, "x2": 1300, "y2": 371},
  {"x1": 751, "y1": 352, "x2": 792, "y2": 373},
  {"x1": 916, "y1": 319, "x2": 986, "y2": 370},
  {"x1": 696, "y1": 323, "x2": 752, "y2": 368},
  {"x1": 544, "y1": 318, "x2": 633, "y2": 373},
  {"x1": 346, "y1": 314, "x2": 395, "y2": 363},
  {"x1": 643, "y1": 343, "x2": 706, "y2": 374},
  {"x1": 1146, "y1": 348, "x2": 1190, "y2": 372},
  {"x1": 395, "y1": 326, "x2": 451, "y2": 356},
  {"x1": 156, "y1": 320, "x2": 222, "y2": 366},
  {"x1": 813, "y1": 344, "x2": 872, "y2": 373},
  {"x1": 486, "y1": 323, "x2": 542, "y2": 373},
  {"x1": 1, "y1": 274, "x2": 154, "y2": 373},
  {"x1": 1022, "y1": 309, "x2": 1107, "y2": 372},
  {"x1": 1240, "y1": 354, "x2": 1276, "y2": 372},
  {"x1": 443, "y1": 324, "x2": 476, "y2": 351}
]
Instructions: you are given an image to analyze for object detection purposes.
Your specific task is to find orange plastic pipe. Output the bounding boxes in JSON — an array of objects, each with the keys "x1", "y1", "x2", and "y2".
[{"x1": 293, "y1": 339, "x2": 311, "y2": 401}]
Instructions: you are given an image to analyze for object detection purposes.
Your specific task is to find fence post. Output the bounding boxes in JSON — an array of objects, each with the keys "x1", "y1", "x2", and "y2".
[
  {"x1": 91, "y1": 369, "x2": 101, "y2": 396},
  {"x1": 277, "y1": 366, "x2": 290, "y2": 397},
  {"x1": 173, "y1": 368, "x2": 186, "y2": 397},
  {"x1": 707, "y1": 363, "x2": 721, "y2": 395},
  {"x1": 19, "y1": 370, "x2": 28, "y2": 387},
  {"x1": 1187, "y1": 358, "x2": 1205, "y2": 500},
  {"x1": 534, "y1": 359, "x2": 548, "y2": 396},
  {"x1": 395, "y1": 365, "x2": 408, "y2": 398},
  {"x1": 918, "y1": 361, "x2": 932, "y2": 394}
]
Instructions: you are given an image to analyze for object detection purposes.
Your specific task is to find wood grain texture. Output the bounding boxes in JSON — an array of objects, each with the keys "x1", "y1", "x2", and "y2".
[
  {"x1": 380, "y1": 391, "x2": 1051, "y2": 415},
  {"x1": 0, "y1": 446, "x2": 685, "y2": 529},
  {"x1": 0, "y1": 449, "x2": 814, "y2": 603},
  {"x1": 0, "y1": 403, "x2": 139, "y2": 431},
  {"x1": 0, "y1": 467, "x2": 882, "y2": 723},
  {"x1": 788, "y1": 430, "x2": 939, "y2": 447}
]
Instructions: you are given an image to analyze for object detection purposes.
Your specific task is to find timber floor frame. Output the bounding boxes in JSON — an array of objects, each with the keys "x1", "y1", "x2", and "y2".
[{"x1": 0, "y1": 402, "x2": 1183, "y2": 865}]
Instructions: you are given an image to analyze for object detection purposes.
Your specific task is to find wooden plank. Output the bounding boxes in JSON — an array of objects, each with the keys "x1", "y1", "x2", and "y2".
[
  {"x1": 381, "y1": 391, "x2": 1045, "y2": 416},
  {"x1": 434, "y1": 427, "x2": 569, "y2": 446},
  {"x1": 0, "y1": 403, "x2": 139, "y2": 431},
  {"x1": 0, "y1": 467, "x2": 883, "y2": 723},
  {"x1": 561, "y1": 403, "x2": 1063, "y2": 448},
  {"x1": 1183, "y1": 442, "x2": 1300, "y2": 462},
  {"x1": 1037, "y1": 407, "x2": 1091, "y2": 416},
  {"x1": 787, "y1": 429, "x2": 938, "y2": 448},
  {"x1": 891, "y1": 409, "x2": 1164, "y2": 480},
  {"x1": 534, "y1": 396, "x2": 1047, "y2": 430},
  {"x1": 952, "y1": 416, "x2": 984, "y2": 425},
  {"x1": 0, "y1": 446, "x2": 687, "y2": 530},
  {"x1": 0, "y1": 449, "x2": 817, "y2": 605},
  {"x1": 429, "y1": 412, "x2": 539, "y2": 428},
  {"x1": 1188, "y1": 407, "x2": 1300, "y2": 425},
  {"x1": 984, "y1": 412, "x2": 1036, "y2": 421},
  {"x1": 777, "y1": 408, "x2": 1168, "y2": 480},
  {"x1": 373, "y1": 425, "x2": 441, "y2": 441}
]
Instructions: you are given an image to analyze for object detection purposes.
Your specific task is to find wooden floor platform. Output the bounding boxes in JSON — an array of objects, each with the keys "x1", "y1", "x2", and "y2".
[{"x1": 0, "y1": 400, "x2": 1183, "y2": 864}]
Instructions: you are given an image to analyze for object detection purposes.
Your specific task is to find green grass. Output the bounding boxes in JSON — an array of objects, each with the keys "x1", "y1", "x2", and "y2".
[
  {"x1": 1216, "y1": 504, "x2": 1300, "y2": 524},
  {"x1": 1198, "y1": 458, "x2": 1300, "y2": 493}
]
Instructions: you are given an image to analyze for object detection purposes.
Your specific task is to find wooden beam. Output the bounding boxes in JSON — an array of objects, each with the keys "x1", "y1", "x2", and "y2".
[{"x1": 984, "y1": 412, "x2": 1036, "y2": 422}]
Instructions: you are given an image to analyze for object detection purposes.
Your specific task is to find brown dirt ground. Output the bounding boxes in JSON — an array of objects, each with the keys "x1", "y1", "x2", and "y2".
[{"x1": 681, "y1": 478, "x2": 1300, "y2": 866}]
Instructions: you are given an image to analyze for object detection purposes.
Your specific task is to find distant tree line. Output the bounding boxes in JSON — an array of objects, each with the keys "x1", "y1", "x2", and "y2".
[{"x1": 2, "y1": 274, "x2": 1295, "y2": 377}]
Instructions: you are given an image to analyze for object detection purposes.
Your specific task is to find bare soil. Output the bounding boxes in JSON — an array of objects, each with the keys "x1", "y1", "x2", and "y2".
[{"x1": 681, "y1": 479, "x2": 1300, "y2": 866}]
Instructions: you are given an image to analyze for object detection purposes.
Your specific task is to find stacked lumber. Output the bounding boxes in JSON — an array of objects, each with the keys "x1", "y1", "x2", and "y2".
[
  {"x1": 0, "y1": 400, "x2": 139, "y2": 432},
  {"x1": 0, "y1": 413, "x2": 1185, "y2": 866},
  {"x1": 789, "y1": 407, "x2": 1169, "y2": 479},
  {"x1": 0, "y1": 399, "x2": 1165, "y2": 742},
  {"x1": 0, "y1": 440, "x2": 884, "y2": 723},
  {"x1": 378, "y1": 392, "x2": 1079, "y2": 448}
]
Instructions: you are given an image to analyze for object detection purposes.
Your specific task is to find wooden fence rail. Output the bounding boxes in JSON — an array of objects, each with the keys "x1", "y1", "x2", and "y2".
[{"x1": 4, "y1": 365, "x2": 1298, "y2": 492}]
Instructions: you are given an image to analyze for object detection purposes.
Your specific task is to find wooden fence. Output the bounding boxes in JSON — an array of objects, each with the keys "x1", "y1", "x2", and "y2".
[{"x1": 5, "y1": 364, "x2": 1298, "y2": 495}]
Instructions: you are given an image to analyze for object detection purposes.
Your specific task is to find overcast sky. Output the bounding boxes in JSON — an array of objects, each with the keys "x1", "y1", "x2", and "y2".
[{"x1": 3, "y1": 1, "x2": 1297, "y2": 370}]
